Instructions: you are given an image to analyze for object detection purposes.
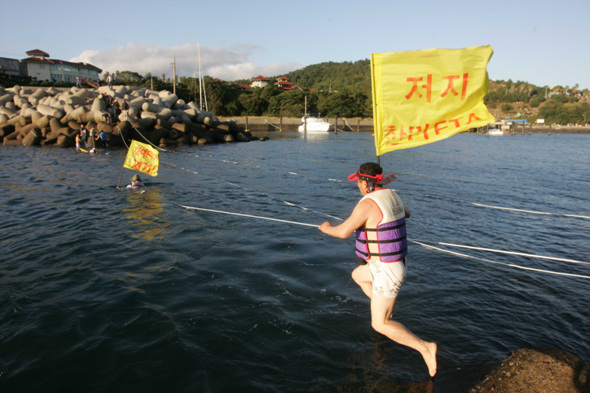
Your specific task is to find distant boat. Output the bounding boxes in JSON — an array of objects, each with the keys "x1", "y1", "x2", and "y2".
[
  {"x1": 487, "y1": 128, "x2": 504, "y2": 136},
  {"x1": 298, "y1": 115, "x2": 333, "y2": 133}
]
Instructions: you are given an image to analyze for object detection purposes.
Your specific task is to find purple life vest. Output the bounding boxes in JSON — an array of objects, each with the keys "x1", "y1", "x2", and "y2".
[{"x1": 354, "y1": 189, "x2": 408, "y2": 262}]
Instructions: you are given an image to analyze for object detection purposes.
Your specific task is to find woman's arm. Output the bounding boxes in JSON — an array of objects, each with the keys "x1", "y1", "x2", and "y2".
[{"x1": 319, "y1": 200, "x2": 371, "y2": 239}]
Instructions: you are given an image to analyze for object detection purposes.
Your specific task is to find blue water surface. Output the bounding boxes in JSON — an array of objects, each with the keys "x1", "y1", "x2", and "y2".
[{"x1": 0, "y1": 131, "x2": 588, "y2": 392}]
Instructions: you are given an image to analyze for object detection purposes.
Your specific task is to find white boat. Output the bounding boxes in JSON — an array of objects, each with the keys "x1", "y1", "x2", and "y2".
[
  {"x1": 487, "y1": 128, "x2": 504, "y2": 136},
  {"x1": 298, "y1": 116, "x2": 333, "y2": 133}
]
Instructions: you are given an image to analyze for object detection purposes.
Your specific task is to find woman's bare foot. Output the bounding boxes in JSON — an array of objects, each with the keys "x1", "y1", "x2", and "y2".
[{"x1": 422, "y1": 342, "x2": 438, "y2": 377}]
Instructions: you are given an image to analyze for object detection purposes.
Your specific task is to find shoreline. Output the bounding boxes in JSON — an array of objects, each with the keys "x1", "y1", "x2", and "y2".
[{"x1": 222, "y1": 116, "x2": 590, "y2": 134}]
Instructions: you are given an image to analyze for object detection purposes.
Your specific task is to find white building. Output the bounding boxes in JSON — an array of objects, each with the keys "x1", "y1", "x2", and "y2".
[
  {"x1": 251, "y1": 75, "x2": 269, "y2": 88},
  {"x1": 21, "y1": 49, "x2": 102, "y2": 83}
]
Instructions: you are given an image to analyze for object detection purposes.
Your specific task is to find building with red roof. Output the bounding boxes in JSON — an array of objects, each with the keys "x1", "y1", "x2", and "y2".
[
  {"x1": 20, "y1": 49, "x2": 102, "y2": 83},
  {"x1": 26, "y1": 49, "x2": 50, "y2": 58},
  {"x1": 274, "y1": 76, "x2": 300, "y2": 91},
  {"x1": 249, "y1": 75, "x2": 301, "y2": 91},
  {"x1": 251, "y1": 75, "x2": 269, "y2": 88}
]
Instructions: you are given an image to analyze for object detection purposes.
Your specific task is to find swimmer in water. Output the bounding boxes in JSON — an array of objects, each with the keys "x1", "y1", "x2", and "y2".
[{"x1": 117, "y1": 174, "x2": 144, "y2": 189}]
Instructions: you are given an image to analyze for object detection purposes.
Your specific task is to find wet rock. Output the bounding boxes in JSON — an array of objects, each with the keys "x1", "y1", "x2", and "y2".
[{"x1": 470, "y1": 347, "x2": 590, "y2": 393}]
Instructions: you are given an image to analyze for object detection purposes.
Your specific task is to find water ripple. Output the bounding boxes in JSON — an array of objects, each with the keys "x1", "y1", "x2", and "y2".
[{"x1": 0, "y1": 135, "x2": 588, "y2": 392}]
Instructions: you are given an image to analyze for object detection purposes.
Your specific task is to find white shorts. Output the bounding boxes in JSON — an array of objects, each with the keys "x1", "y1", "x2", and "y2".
[{"x1": 369, "y1": 259, "x2": 406, "y2": 298}]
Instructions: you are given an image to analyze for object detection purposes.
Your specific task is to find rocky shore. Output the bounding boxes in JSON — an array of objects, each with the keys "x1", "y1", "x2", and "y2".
[
  {"x1": 470, "y1": 347, "x2": 589, "y2": 393},
  {"x1": 0, "y1": 85, "x2": 263, "y2": 149}
]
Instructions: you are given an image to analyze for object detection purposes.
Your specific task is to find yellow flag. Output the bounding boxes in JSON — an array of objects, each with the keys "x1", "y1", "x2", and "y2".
[
  {"x1": 371, "y1": 45, "x2": 495, "y2": 156},
  {"x1": 123, "y1": 140, "x2": 159, "y2": 177}
]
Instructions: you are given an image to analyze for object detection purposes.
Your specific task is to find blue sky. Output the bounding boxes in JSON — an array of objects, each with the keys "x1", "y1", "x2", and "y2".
[{"x1": 2, "y1": 0, "x2": 589, "y2": 89}]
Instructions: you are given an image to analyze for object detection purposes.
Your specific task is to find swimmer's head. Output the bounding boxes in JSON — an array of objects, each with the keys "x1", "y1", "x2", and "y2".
[{"x1": 348, "y1": 162, "x2": 396, "y2": 192}]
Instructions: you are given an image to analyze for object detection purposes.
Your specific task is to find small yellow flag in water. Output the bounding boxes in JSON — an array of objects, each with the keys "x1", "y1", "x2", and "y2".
[
  {"x1": 123, "y1": 140, "x2": 159, "y2": 177},
  {"x1": 371, "y1": 45, "x2": 495, "y2": 156}
]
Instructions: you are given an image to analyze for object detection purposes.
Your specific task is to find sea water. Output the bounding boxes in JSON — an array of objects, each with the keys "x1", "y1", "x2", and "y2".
[{"x1": 0, "y1": 132, "x2": 588, "y2": 392}]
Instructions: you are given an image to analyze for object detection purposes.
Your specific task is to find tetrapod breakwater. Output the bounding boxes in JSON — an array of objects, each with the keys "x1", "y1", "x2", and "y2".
[{"x1": 0, "y1": 85, "x2": 265, "y2": 149}]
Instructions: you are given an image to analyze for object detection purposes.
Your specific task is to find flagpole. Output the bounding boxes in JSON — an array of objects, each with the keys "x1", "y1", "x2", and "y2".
[
  {"x1": 116, "y1": 166, "x2": 125, "y2": 188},
  {"x1": 117, "y1": 131, "x2": 131, "y2": 188},
  {"x1": 371, "y1": 54, "x2": 380, "y2": 167}
]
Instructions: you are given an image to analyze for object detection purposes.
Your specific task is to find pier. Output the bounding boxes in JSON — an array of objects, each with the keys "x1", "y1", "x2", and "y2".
[
  {"x1": 227, "y1": 117, "x2": 375, "y2": 133},
  {"x1": 226, "y1": 117, "x2": 590, "y2": 135}
]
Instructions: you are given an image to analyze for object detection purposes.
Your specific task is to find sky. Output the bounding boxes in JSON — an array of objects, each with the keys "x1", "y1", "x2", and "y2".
[{"x1": 1, "y1": 0, "x2": 589, "y2": 89}]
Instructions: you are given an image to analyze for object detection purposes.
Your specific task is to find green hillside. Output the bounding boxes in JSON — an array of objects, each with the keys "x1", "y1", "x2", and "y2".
[
  {"x1": 283, "y1": 60, "x2": 372, "y2": 95},
  {"x1": 4, "y1": 60, "x2": 588, "y2": 125},
  {"x1": 251, "y1": 61, "x2": 590, "y2": 124}
]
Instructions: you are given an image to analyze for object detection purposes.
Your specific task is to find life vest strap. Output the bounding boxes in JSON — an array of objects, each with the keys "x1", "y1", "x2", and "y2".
[
  {"x1": 355, "y1": 247, "x2": 408, "y2": 258},
  {"x1": 356, "y1": 235, "x2": 407, "y2": 245},
  {"x1": 362, "y1": 221, "x2": 405, "y2": 232}
]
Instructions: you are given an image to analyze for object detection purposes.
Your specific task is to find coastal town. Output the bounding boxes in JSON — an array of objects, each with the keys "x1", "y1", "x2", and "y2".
[{"x1": 0, "y1": 50, "x2": 303, "y2": 93}]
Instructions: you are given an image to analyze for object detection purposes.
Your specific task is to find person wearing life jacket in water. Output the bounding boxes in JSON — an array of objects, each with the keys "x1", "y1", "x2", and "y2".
[
  {"x1": 127, "y1": 174, "x2": 144, "y2": 189},
  {"x1": 319, "y1": 162, "x2": 437, "y2": 377}
]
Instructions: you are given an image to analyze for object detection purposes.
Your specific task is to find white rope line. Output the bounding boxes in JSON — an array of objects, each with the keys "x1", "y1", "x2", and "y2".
[
  {"x1": 264, "y1": 119, "x2": 281, "y2": 129},
  {"x1": 437, "y1": 242, "x2": 589, "y2": 265},
  {"x1": 123, "y1": 138, "x2": 585, "y2": 223},
  {"x1": 472, "y1": 202, "x2": 590, "y2": 220},
  {"x1": 145, "y1": 152, "x2": 342, "y2": 221},
  {"x1": 113, "y1": 124, "x2": 586, "y2": 281},
  {"x1": 179, "y1": 204, "x2": 318, "y2": 227},
  {"x1": 152, "y1": 147, "x2": 587, "y2": 279},
  {"x1": 343, "y1": 118, "x2": 355, "y2": 131},
  {"x1": 159, "y1": 154, "x2": 346, "y2": 220},
  {"x1": 178, "y1": 203, "x2": 588, "y2": 279},
  {"x1": 116, "y1": 126, "x2": 130, "y2": 149},
  {"x1": 201, "y1": 177, "x2": 343, "y2": 222},
  {"x1": 159, "y1": 153, "x2": 586, "y2": 223},
  {"x1": 133, "y1": 127, "x2": 168, "y2": 152},
  {"x1": 280, "y1": 200, "x2": 343, "y2": 221},
  {"x1": 411, "y1": 240, "x2": 590, "y2": 280}
]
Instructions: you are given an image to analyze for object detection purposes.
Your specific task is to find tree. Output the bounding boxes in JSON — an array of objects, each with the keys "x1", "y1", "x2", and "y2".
[
  {"x1": 260, "y1": 83, "x2": 282, "y2": 100},
  {"x1": 551, "y1": 94, "x2": 570, "y2": 104},
  {"x1": 238, "y1": 88, "x2": 269, "y2": 116},
  {"x1": 317, "y1": 89, "x2": 370, "y2": 117},
  {"x1": 224, "y1": 100, "x2": 243, "y2": 116},
  {"x1": 145, "y1": 75, "x2": 170, "y2": 92},
  {"x1": 530, "y1": 97, "x2": 543, "y2": 108},
  {"x1": 204, "y1": 77, "x2": 237, "y2": 115},
  {"x1": 267, "y1": 90, "x2": 308, "y2": 117},
  {"x1": 115, "y1": 71, "x2": 144, "y2": 85},
  {"x1": 501, "y1": 103, "x2": 514, "y2": 113}
]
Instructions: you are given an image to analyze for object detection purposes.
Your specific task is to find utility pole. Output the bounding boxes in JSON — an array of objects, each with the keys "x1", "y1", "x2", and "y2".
[
  {"x1": 172, "y1": 57, "x2": 176, "y2": 95},
  {"x1": 198, "y1": 43, "x2": 207, "y2": 111},
  {"x1": 303, "y1": 95, "x2": 307, "y2": 132},
  {"x1": 198, "y1": 44, "x2": 203, "y2": 110}
]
